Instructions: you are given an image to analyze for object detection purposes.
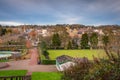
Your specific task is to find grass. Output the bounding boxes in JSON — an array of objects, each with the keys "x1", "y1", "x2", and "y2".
[
  {"x1": 0, "y1": 59, "x2": 9, "y2": 62},
  {"x1": 0, "y1": 70, "x2": 27, "y2": 77},
  {"x1": 48, "y1": 49, "x2": 106, "y2": 60},
  {"x1": 32, "y1": 72, "x2": 62, "y2": 80},
  {"x1": 0, "y1": 70, "x2": 62, "y2": 80}
]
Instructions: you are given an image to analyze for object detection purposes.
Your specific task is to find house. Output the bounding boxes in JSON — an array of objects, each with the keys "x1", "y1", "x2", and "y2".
[
  {"x1": 42, "y1": 29, "x2": 48, "y2": 37},
  {"x1": 56, "y1": 55, "x2": 89, "y2": 71},
  {"x1": 56, "y1": 55, "x2": 75, "y2": 71}
]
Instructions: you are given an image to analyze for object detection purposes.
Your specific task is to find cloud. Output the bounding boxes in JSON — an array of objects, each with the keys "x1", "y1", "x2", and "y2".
[
  {"x1": 0, "y1": 0, "x2": 120, "y2": 25},
  {"x1": 54, "y1": 14, "x2": 81, "y2": 24},
  {"x1": 0, "y1": 21, "x2": 24, "y2": 26}
]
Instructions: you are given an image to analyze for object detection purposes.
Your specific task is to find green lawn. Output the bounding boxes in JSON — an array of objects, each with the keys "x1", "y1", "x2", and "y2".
[
  {"x1": 0, "y1": 71, "x2": 61, "y2": 80},
  {"x1": 48, "y1": 49, "x2": 106, "y2": 60},
  {"x1": 32, "y1": 72, "x2": 62, "y2": 80},
  {"x1": 0, "y1": 59, "x2": 9, "y2": 62},
  {"x1": 0, "y1": 70, "x2": 27, "y2": 77}
]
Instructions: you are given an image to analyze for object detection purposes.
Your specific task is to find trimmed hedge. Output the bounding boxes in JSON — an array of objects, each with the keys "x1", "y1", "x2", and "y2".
[{"x1": 42, "y1": 60, "x2": 56, "y2": 65}]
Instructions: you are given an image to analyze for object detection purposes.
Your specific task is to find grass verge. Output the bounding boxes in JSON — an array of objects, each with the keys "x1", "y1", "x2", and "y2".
[
  {"x1": 32, "y1": 72, "x2": 62, "y2": 80},
  {"x1": 0, "y1": 70, "x2": 27, "y2": 77}
]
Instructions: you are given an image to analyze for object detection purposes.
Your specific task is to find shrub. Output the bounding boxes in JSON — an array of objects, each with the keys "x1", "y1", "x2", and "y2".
[
  {"x1": 62, "y1": 58, "x2": 92, "y2": 80},
  {"x1": 42, "y1": 60, "x2": 56, "y2": 65},
  {"x1": 42, "y1": 50, "x2": 49, "y2": 56},
  {"x1": 42, "y1": 50, "x2": 50, "y2": 59},
  {"x1": 84, "y1": 58, "x2": 120, "y2": 80},
  {"x1": 62, "y1": 52, "x2": 120, "y2": 80}
]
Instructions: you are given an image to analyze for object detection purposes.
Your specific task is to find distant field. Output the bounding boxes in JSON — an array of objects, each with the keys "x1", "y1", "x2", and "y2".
[
  {"x1": 32, "y1": 72, "x2": 62, "y2": 80},
  {"x1": 0, "y1": 70, "x2": 27, "y2": 76},
  {"x1": 48, "y1": 49, "x2": 106, "y2": 60}
]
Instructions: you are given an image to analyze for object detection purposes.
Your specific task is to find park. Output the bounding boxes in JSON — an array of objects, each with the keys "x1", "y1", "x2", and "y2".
[
  {"x1": 0, "y1": 26, "x2": 119, "y2": 80},
  {"x1": 0, "y1": 48, "x2": 106, "y2": 80},
  {"x1": 0, "y1": 25, "x2": 119, "y2": 80}
]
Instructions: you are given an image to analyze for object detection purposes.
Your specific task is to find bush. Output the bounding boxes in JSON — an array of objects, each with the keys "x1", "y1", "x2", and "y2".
[
  {"x1": 84, "y1": 59, "x2": 120, "y2": 80},
  {"x1": 42, "y1": 50, "x2": 49, "y2": 56},
  {"x1": 41, "y1": 50, "x2": 50, "y2": 59},
  {"x1": 62, "y1": 58, "x2": 92, "y2": 80},
  {"x1": 42, "y1": 60, "x2": 56, "y2": 65},
  {"x1": 62, "y1": 52, "x2": 120, "y2": 80}
]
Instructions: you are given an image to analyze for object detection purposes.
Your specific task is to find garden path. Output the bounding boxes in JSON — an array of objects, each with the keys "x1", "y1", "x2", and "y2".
[
  {"x1": 29, "y1": 48, "x2": 39, "y2": 65},
  {"x1": 0, "y1": 59, "x2": 57, "y2": 72}
]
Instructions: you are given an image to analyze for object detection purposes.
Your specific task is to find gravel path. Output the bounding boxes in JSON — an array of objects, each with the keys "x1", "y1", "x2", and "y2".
[
  {"x1": 0, "y1": 59, "x2": 57, "y2": 72},
  {"x1": 29, "y1": 48, "x2": 39, "y2": 65}
]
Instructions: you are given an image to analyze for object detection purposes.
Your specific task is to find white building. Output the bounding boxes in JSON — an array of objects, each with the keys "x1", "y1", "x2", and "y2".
[{"x1": 56, "y1": 55, "x2": 75, "y2": 71}]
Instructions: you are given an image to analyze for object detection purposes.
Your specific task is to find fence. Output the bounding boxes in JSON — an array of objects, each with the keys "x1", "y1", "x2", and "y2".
[{"x1": 0, "y1": 75, "x2": 31, "y2": 80}]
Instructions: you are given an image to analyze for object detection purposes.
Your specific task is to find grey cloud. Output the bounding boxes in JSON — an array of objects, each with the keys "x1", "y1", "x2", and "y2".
[
  {"x1": 2, "y1": 0, "x2": 120, "y2": 14},
  {"x1": 0, "y1": 0, "x2": 120, "y2": 25}
]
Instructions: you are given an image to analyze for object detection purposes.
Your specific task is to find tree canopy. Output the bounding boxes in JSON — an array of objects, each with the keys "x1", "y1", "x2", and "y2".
[
  {"x1": 90, "y1": 32, "x2": 98, "y2": 49},
  {"x1": 80, "y1": 33, "x2": 89, "y2": 49},
  {"x1": 52, "y1": 33, "x2": 61, "y2": 49}
]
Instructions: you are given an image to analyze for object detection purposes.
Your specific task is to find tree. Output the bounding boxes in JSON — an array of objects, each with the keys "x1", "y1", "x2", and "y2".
[
  {"x1": 0, "y1": 28, "x2": 7, "y2": 36},
  {"x1": 0, "y1": 26, "x2": 2, "y2": 36},
  {"x1": 53, "y1": 26, "x2": 70, "y2": 49},
  {"x1": 72, "y1": 38, "x2": 78, "y2": 49},
  {"x1": 52, "y1": 33, "x2": 61, "y2": 49},
  {"x1": 67, "y1": 40, "x2": 72, "y2": 49},
  {"x1": 40, "y1": 41, "x2": 49, "y2": 59},
  {"x1": 102, "y1": 35, "x2": 109, "y2": 47},
  {"x1": 87, "y1": 29, "x2": 120, "y2": 80},
  {"x1": 6, "y1": 28, "x2": 12, "y2": 35},
  {"x1": 90, "y1": 32, "x2": 98, "y2": 49},
  {"x1": 40, "y1": 41, "x2": 47, "y2": 51},
  {"x1": 80, "y1": 33, "x2": 89, "y2": 49}
]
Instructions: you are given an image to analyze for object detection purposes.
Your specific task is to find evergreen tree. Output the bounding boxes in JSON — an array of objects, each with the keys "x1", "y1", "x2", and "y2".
[
  {"x1": 102, "y1": 35, "x2": 109, "y2": 47},
  {"x1": 67, "y1": 40, "x2": 72, "y2": 49},
  {"x1": 90, "y1": 32, "x2": 98, "y2": 49},
  {"x1": 0, "y1": 28, "x2": 7, "y2": 36},
  {"x1": 80, "y1": 33, "x2": 89, "y2": 49},
  {"x1": 52, "y1": 33, "x2": 61, "y2": 49}
]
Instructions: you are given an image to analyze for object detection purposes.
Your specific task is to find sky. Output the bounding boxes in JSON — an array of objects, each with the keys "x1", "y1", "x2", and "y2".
[{"x1": 0, "y1": 0, "x2": 120, "y2": 26}]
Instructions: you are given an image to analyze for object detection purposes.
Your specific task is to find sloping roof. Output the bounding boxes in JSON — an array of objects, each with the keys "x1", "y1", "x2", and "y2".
[
  {"x1": 56, "y1": 55, "x2": 73, "y2": 64},
  {"x1": 73, "y1": 57, "x2": 89, "y2": 64},
  {"x1": 56, "y1": 55, "x2": 89, "y2": 64}
]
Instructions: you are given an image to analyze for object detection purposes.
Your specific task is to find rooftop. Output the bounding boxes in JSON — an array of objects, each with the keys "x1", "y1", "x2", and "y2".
[{"x1": 56, "y1": 55, "x2": 73, "y2": 64}]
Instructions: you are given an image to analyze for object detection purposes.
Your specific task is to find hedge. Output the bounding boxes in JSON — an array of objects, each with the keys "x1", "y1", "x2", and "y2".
[{"x1": 42, "y1": 60, "x2": 56, "y2": 65}]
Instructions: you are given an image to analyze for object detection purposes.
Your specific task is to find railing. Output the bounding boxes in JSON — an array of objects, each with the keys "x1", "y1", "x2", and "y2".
[{"x1": 0, "y1": 75, "x2": 31, "y2": 80}]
